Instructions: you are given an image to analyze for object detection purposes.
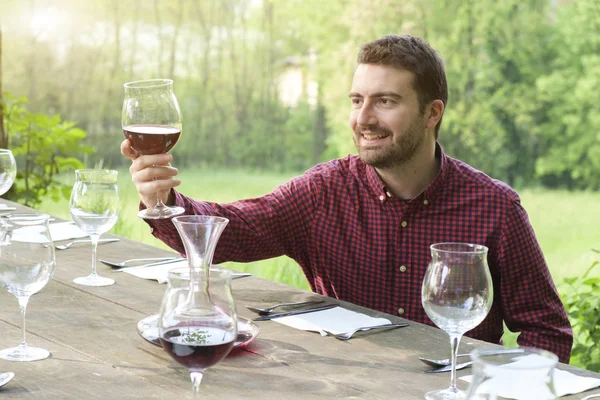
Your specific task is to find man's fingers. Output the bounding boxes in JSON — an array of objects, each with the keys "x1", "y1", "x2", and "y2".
[
  {"x1": 130, "y1": 154, "x2": 173, "y2": 173},
  {"x1": 131, "y1": 165, "x2": 179, "y2": 184},
  {"x1": 121, "y1": 139, "x2": 139, "y2": 160},
  {"x1": 136, "y1": 178, "x2": 182, "y2": 197}
]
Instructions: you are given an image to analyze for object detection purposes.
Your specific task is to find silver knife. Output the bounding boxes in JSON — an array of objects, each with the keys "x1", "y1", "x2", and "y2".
[
  {"x1": 111, "y1": 258, "x2": 185, "y2": 272},
  {"x1": 253, "y1": 304, "x2": 338, "y2": 321}
]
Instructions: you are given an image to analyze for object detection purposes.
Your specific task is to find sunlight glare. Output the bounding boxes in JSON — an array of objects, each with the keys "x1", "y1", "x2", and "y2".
[{"x1": 30, "y1": 8, "x2": 63, "y2": 38}]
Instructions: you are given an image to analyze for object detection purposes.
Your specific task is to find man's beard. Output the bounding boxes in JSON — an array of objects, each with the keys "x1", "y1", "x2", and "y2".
[{"x1": 354, "y1": 118, "x2": 426, "y2": 170}]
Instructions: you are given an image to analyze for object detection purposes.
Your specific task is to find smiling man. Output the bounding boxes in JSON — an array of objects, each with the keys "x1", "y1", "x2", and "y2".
[{"x1": 121, "y1": 34, "x2": 573, "y2": 363}]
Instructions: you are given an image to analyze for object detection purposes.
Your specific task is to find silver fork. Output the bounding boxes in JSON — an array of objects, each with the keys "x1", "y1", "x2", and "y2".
[
  {"x1": 55, "y1": 238, "x2": 120, "y2": 250},
  {"x1": 424, "y1": 360, "x2": 474, "y2": 373},
  {"x1": 246, "y1": 299, "x2": 324, "y2": 315},
  {"x1": 325, "y1": 323, "x2": 409, "y2": 340}
]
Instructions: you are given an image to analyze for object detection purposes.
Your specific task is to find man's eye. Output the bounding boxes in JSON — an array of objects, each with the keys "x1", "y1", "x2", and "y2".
[
  {"x1": 351, "y1": 98, "x2": 362, "y2": 105},
  {"x1": 380, "y1": 98, "x2": 392, "y2": 105}
]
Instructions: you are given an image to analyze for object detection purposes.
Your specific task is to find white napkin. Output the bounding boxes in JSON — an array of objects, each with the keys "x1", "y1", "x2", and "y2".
[
  {"x1": 122, "y1": 260, "x2": 187, "y2": 284},
  {"x1": 273, "y1": 306, "x2": 391, "y2": 335},
  {"x1": 11, "y1": 222, "x2": 88, "y2": 243},
  {"x1": 460, "y1": 354, "x2": 600, "y2": 398}
]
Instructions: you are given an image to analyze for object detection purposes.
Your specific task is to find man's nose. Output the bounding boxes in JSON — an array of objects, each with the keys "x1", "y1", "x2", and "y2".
[{"x1": 356, "y1": 102, "x2": 378, "y2": 127}]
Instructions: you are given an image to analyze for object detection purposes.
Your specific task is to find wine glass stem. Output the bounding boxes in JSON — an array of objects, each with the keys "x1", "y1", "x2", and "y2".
[
  {"x1": 190, "y1": 371, "x2": 204, "y2": 399},
  {"x1": 449, "y1": 333, "x2": 462, "y2": 391},
  {"x1": 155, "y1": 192, "x2": 166, "y2": 210},
  {"x1": 90, "y1": 234, "x2": 100, "y2": 276},
  {"x1": 17, "y1": 295, "x2": 30, "y2": 348}
]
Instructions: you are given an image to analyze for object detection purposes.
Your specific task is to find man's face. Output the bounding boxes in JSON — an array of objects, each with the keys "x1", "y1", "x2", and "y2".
[{"x1": 349, "y1": 64, "x2": 427, "y2": 169}]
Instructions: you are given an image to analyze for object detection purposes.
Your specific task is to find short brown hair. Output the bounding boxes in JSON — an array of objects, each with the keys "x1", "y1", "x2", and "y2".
[{"x1": 357, "y1": 35, "x2": 448, "y2": 138}]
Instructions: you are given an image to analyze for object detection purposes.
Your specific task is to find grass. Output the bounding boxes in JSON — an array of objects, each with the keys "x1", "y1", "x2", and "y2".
[{"x1": 38, "y1": 168, "x2": 600, "y2": 292}]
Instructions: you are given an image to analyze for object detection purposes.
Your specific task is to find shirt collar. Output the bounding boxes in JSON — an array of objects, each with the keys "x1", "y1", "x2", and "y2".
[{"x1": 364, "y1": 142, "x2": 448, "y2": 203}]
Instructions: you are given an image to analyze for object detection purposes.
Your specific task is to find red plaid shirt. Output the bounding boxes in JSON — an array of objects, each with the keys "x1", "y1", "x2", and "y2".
[{"x1": 147, "y1": 146, "x2": 572, "y2": 362}]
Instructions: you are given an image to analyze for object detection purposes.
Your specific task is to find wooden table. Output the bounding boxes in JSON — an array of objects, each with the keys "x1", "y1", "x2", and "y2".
[{"x1": 0, "y1": 200, "x2": 598, "y2": 399}]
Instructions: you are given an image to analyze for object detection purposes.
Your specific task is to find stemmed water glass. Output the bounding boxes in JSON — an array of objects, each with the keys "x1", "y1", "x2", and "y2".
[
  {"x1": 159, "y1": 215, "x2": 235, "y2": 398},
  {"x1": 0, "y1": 213, "x2": 56, "y2": 361},
  {"x1": 122, "y1": 78, "x2": 184, "y2": 219},
  {"x1": 421, "y1": 243, "x2": 494, "y2": 400},
  {"x1": 0, "y1": 149, "x2": 17, "y2": 196},
  {"x1": 69, "y1": 169, "x2": 119, "y2": 286}
]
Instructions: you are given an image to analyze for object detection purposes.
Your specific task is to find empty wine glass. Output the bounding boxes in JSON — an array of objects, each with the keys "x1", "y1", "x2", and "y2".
[
  {"x1": 69, "y1": 169, "x2": 119, "y2": 286},
  {"x1": 122, "y1": 78, "x2": 184, "y2": 219},
  {"x1": 466, "y1": 347, "x2": 558, "y2": 400},
  {"x1": 422, "y1": 243, "x2": 494, "y2": 400},
  {"x1": 0, "y1": 213, "x2": 56, "y2": 361},
  {"x1": 0, "y1": 149, "x2": 17, "y2": 196}
]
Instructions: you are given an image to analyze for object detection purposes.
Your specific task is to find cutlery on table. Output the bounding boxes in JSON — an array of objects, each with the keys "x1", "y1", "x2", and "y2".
[
  {"x1": 419, "y1": 348, "x2": 523, "y2": 367},
  {"x1": 419, "y1": 353, "x2": 472, "y2": 367},
  {"x1": 100, "y1": 257, "x2": 180, "y2": 269},
  {"x1": 582, "y1": 394, "x2": 600, "y2": 400},
  {"x1": 423, "y1": 360, "x2": 473, "y2": 373},
  {"x1": 232, "y1": 272, "x2": 252, "y2": 279},
  {"x1": 253, "y1": 304, "x2": 338, "y2": 321},
  {"x1": 55, "y1": 238, "x2": 120, "y2": 250},
  {"x1": 324, "y1": 323, "x2": 410, "y2": 340},
  {"x1": 0, "y1": 371, "x2": 14, "y2": 388},
  {"x1": 246, "y1": 299, "x2": 324, "y2": 315},
  {"x1": 110, "y1": 258, "x2": 186, "y2": 272}
]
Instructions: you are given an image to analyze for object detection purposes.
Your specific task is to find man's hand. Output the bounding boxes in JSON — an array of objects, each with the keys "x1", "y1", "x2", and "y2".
[{"x1": 120, "y1": 139, "x2": 181, "y2": 208}]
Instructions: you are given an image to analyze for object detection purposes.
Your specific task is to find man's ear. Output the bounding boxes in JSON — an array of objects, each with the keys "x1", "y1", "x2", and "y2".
[{"x1": 426, "y1": 100, "x2": 444, "y2": 129}]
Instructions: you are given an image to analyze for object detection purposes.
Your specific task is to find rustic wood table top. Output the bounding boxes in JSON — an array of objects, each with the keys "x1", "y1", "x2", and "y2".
[{"x1": 0, "y1": 199, "x2": 598, "y2": 399}]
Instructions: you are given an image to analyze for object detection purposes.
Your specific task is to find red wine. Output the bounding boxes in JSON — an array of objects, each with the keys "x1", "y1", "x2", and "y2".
[
  {"x1": 123, "y1": 124, "x2": 181, "y2": 155},
  {"x1": 160, "y1": 327, "x2": 235, "y2": 370}
]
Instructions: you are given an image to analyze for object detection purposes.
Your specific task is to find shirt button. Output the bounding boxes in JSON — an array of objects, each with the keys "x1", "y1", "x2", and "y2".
[
  {"x1": 398, "y1": 308, "x2": 405, "y2": 315},
  {"x1": 423, "y1": 199, "x2": 429, "y2": 205},
  {"x1": 399, "y1": 265, "x2": 407, "y2": 273},
  {"x1": 379, "y1": 195, "x2": 385, "y2": 201},
  {"x1": 401, "y1": 221, "x2": 408, "y2": 228}
]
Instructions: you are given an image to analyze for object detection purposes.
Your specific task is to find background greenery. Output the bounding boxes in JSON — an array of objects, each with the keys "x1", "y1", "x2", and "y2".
[{"x1": 1, "y1": 0, "x2": 599, "y2": 371}]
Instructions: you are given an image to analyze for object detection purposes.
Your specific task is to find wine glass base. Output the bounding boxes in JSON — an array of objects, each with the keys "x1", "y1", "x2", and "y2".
[
  {"x1": 0, "y1": 346, "x2": 50, "y2": 362},
  {"x1": 73, "y1": 274, "x2": 115, "y2": 287},
  {"x1": 425, "y1": 388, "x2": 466, "y2": 400},
  {"x1": 138, "y1": 206, "x2": 185, "y2": 220}
]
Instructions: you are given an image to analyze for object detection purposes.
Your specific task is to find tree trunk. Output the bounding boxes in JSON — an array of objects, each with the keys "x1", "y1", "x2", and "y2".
[
  {"x1": 129, "y1": 0, "x2": 140, "y2": 80},
  {"x1": 0, "y1": 23, "x2": 7, "y2": 149},
  {"x1": 168, "y1": 0, "x2": 184, "y2": 79}
]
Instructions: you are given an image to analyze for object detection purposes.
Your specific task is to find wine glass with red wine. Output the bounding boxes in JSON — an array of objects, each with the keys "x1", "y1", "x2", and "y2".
[{"x1": 122, "y1": 78, "x2": 184, "y2": 219}]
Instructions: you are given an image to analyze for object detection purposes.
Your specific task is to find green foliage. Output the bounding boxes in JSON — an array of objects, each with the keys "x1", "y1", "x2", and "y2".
[
  {"x1": 1, "y1": 92, "x2": 94, "y2": 207},
  {"x1": 534, "y1": 0, "x2": 600, "y2": 189},
  {"x1": 1, "y1": 0, "x2": 600, "y2": 187},
  {"x1": 560, "y1": 257, "x2": 600, "y2": 371}
]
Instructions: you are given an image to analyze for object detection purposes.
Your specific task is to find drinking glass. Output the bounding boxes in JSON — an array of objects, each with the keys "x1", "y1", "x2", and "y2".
[
  {"x1": 69, "y1": 169, "x2": 119, "y2": 286},
  {"x1": 421, "y1": 243, "x2": 494, "y2": 400},
  {"x1": 0, "y1": 213, "x2": 56, "y2": 361},
  {"x1": 159, "y1": 215, "x2": 235, "y2": 399},
  {"x1": 122, "y1": 78, "x2": 184, "y2": 219},
  {"x1": 0, "y1": 149, "x2": 17, "y2": 196},
  {"x1": 466, "y1": 347, "x2": 558, "y2": 399}
]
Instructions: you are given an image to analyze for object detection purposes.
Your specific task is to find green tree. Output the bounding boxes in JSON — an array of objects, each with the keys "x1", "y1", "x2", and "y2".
[
  {"x1": 534, "y1": 0, "x2": 600, "y2": 189},
  {"x1": 2, "y1": 92, "x2": 94, "y2": 207}
]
